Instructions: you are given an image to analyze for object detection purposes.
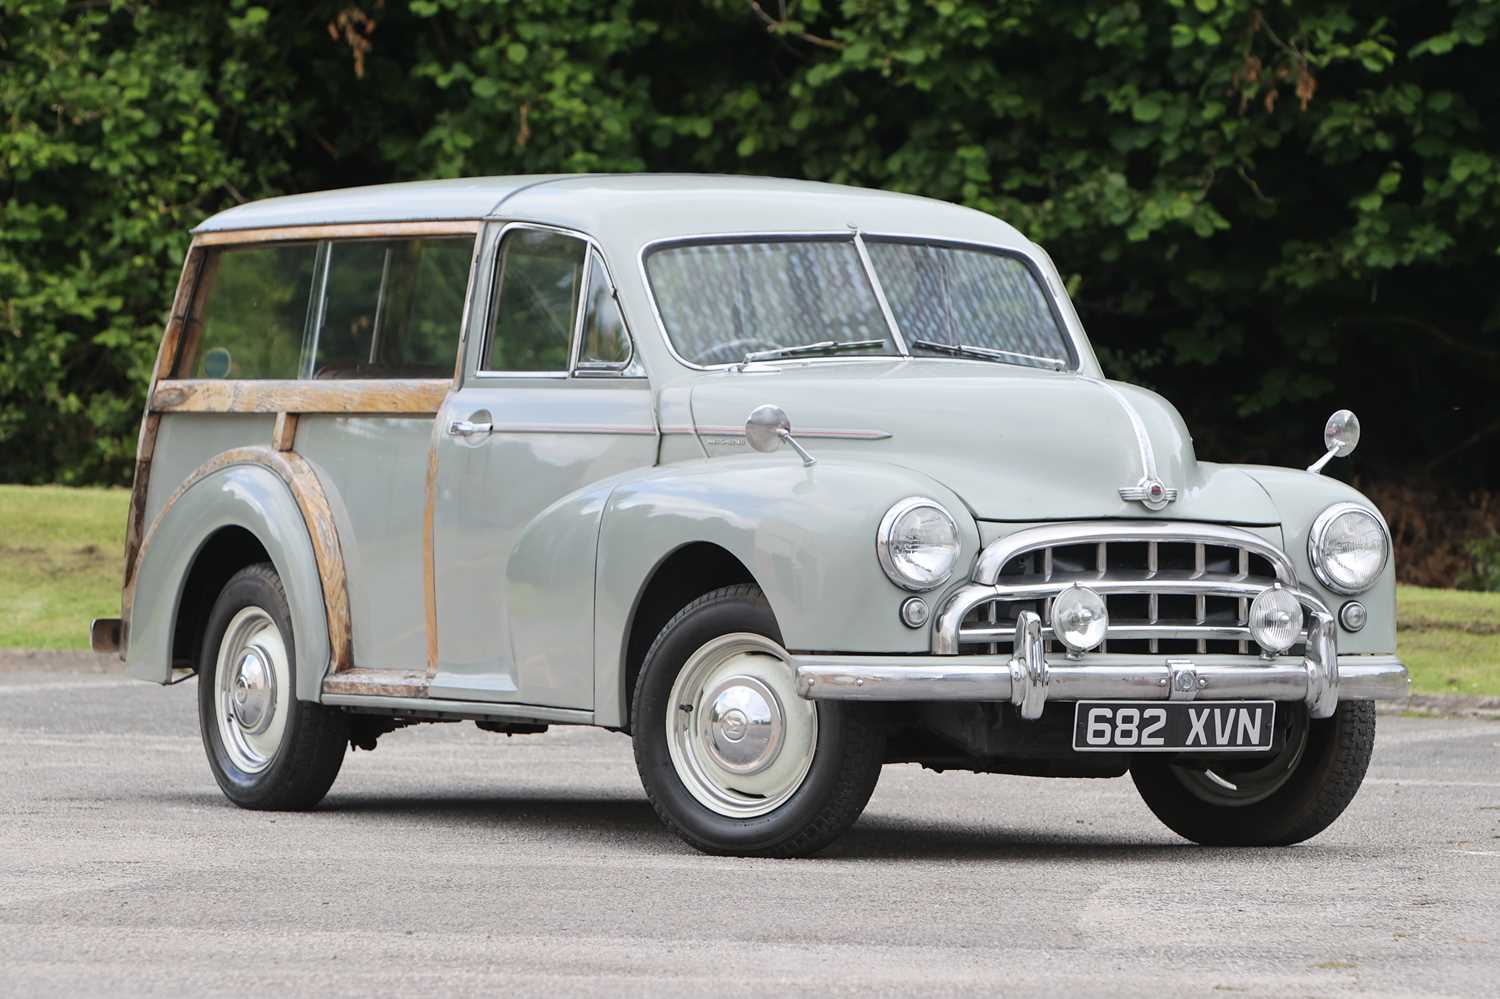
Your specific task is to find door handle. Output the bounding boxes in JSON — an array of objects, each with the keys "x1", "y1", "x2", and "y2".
[{"x1": 447, "y1": 418, "x2": 493, "y2": 439}]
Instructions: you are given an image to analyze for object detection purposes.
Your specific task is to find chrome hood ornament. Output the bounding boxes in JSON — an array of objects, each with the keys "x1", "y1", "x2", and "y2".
[{"x1": 1119, "y1": 476, "x2": 1177, "y2": 511}]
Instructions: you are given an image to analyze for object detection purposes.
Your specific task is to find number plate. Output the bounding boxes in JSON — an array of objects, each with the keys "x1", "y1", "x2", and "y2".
[{"x1": 1072, "y1": 701, "x2": 1276, "y2": 752}]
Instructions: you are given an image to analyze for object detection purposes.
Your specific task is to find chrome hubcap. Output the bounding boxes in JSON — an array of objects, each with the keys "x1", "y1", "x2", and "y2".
[
  {"x1": 229, "y1": 649, "x2": 275, "y2": 733},
  {"x1": 667, "y1": 633, "x2": 817, "y2": 818},
  {"x1": 214, "y1": 606, "x2": 291, "y2": 775},
  {"x1": 705, "y1": 676, "x2": 784, "y2": 775}
]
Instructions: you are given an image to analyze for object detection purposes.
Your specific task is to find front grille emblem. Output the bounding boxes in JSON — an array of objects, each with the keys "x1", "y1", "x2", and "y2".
[{"x1": 1119, "y1": 476, "x2": 1178, "y2": 511}]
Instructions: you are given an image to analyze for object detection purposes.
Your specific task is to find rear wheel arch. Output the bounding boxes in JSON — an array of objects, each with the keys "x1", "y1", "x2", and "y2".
[{"x1": 171, "y1": 525, "x2": 272, "y2": 671}]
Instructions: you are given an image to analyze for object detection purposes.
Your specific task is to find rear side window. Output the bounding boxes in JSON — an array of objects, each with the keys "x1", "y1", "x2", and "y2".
[
  {"x1": 315, "y1": 237, "x2": 473, "y2": 378},
  {"x1": 179, "y1": 243, "x2": 316, "y2": 379},
  {"x1": 177, "y1": 236, "x2": 473, "y2": 379}
]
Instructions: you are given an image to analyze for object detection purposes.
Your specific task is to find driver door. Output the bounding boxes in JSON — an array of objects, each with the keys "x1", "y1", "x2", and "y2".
[{"x1": 429, "y1": 223, "x2": 657, "y2": 707}]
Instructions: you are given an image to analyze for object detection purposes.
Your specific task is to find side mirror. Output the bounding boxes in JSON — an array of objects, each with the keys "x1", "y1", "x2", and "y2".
[
  {"x1": 1307, "y1": 409, "x2": 1360, "y2": 474},
  {"x1": 745, "y1": 404, "x2": 816, "y2": 467}
]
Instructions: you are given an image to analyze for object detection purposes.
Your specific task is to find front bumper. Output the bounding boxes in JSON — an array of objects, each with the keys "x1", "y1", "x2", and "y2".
[{"x1": 796, "y1": 520, "x2": 1409, "y2": 719}]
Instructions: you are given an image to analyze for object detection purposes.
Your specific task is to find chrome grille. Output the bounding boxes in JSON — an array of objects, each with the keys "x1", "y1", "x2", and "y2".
[{"x1": 956, "y1": 538, "x2": 1296, "y2": 658}]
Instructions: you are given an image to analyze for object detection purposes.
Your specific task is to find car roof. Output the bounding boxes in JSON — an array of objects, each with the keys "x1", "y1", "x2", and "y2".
[{"x1": 194, "y1": 174, "x2": 1030, "y2": 250}]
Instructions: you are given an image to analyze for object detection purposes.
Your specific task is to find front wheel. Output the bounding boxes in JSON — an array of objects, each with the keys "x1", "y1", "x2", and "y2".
[
  {"x1": 631, "y1": 585, "x2": 885, "y2": 857},
  {"x1": 197, "y1": 563, "x2": 348, "y2": 810},
  {"x1": 1130, "y1": 701, "x2": 1376, "y2": 846}
]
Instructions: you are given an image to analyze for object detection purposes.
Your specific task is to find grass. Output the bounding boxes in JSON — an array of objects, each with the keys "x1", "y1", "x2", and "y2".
[
  {"x1": 1, "y1": 484, "x2": 128, "y2": 650},
  {"x1": 1, "y1": 485, "x2": 1497, "y2": 695}
]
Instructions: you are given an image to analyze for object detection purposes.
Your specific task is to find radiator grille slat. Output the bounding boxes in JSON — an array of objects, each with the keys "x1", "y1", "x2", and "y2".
[{"x1": 957, "y1": 536, "x2": 1293, "y2": 659}]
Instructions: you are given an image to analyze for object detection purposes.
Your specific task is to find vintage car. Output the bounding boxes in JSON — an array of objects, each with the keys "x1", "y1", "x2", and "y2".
[{"x1": 94, "y1": 175, "x2": 1408, "y2": 856}]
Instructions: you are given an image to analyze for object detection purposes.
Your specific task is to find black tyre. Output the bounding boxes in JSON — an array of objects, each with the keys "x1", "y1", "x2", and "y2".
[
  {"x1": 197, "y1": 563, "x2": 348, "y2": 810},
  {"x1": 631, "y1": 584, "x2": 886, "y2": 857},
  {"x1": 1130, "y1": 701, "x2": 1376, "y2": 846}
]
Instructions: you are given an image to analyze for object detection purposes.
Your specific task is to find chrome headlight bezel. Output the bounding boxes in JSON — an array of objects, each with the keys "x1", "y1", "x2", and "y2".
[
  {"x1": 1307, "y1": 502, "x2": 1390, "y2": 595},
  {"x1": 877, "y1": 497, "x2": 960, "y2": 592}
]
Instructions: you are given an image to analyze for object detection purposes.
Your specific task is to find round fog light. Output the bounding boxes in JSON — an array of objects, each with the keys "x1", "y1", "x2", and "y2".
[
  {"x1": 1339, "y1": 600, "x2": 1368, "y2": 632},
  {"x1": 1051, "y1": 584, "x2": 1108, "y2": 655},
  {"x1": 1249, "y1": 584, "x2": 1304, "y2": 655},
  {"x1": 900, "y1": 596, "x2": 930, "y2": 629}
]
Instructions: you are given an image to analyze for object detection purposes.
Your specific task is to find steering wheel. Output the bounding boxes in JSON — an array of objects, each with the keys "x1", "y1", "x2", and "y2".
[{"x1": 691, "y1": 337, "x2": 784, "y2": 366}]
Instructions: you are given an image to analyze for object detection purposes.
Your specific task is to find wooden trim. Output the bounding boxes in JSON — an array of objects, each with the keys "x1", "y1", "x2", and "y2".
[
  {"x1": 322, "y1": 668, "x2": 429, "y2": 698},
  {"x1": 272, "y1": 413, "x2": 298, "y2": 451},
  {"x1": 122, "y1": 447, "x2": 354, "y2": 674},
  {"x1": 193, "y1": 220, "x2": 481, "y2": 246},
  {"x1": 121, "y1": 246, "x2": 207, "y2": 622},
  {"x1": 423, "y1": 430, "x2": 441, "y2": 676},
  {"x1": 151, "y1": 379, "x2": 450, "y2": 415}
]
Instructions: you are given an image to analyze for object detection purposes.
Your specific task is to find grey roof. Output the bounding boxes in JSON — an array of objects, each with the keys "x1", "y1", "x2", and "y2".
[{"x1": 194, "y1": 174, "x2": 1029, "y2": 250}]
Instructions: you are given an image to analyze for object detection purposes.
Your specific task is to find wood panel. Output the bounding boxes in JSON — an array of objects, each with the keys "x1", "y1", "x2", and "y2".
[
  {"x1": 193, "y1": 220, "x2": 480, "y2": 246},
  {"x1": 122, "y1": 447, "x2": 354, "y2": 674},
  {"x1": 322, "y1": 668, "x2": 430, "y2": 698},
  {"x1": 151, "y1": 379, "x2": 450, "y2": 415},
  {"x1": 272, "y1": 412, "x2": 298, "y2": 451}
]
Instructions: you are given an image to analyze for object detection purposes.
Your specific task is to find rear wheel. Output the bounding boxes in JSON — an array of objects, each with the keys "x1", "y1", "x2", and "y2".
[
  {"x1": 1130, "y1": 701, "x2": 1375, "y2": 846},
  {"x1": 197, "y1": 563, "x2": 348, "y2": 810},
  {"x1": 632, "y1": 584, "x2": 885, "y2": 857}
]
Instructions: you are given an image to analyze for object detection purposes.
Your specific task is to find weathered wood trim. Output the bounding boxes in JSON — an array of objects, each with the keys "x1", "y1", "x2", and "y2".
[
  {"x1": 122, "y1": 447, "x2": 354, "y2": 674},
  {"x1": 322, "y1": 668, "x2": 429, "y2": 698},
  {"x1": 272, "y1": 413, "x2": 299, "y2": 451},
  {"x1": 193, "y1": 220, "x2": 481, "y2": 246},
  {"x1": 121, "y1": 246, "x2": 207, "y2": 628},
  {"x1": 423, "y1": 426, "x2": 442, "y2": 676},
  {"x1": 151, "y1": 379, "x2": 450, "y2": 415}
]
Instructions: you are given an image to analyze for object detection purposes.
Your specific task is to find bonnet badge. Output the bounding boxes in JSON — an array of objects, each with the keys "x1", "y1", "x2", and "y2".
[{"x1": 1119, "y1": 476, "x2": 1178, "y2": 511}]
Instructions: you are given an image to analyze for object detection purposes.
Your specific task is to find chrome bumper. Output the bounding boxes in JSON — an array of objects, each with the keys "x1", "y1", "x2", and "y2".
[{"x1": 795, "y1": 609, "x2": 1409, "y2": 719}]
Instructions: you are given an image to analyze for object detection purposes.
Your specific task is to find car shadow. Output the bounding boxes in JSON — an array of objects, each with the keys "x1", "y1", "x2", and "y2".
[{"x1": 146, "y1": 787, "x2": 1335, "y2": 862}]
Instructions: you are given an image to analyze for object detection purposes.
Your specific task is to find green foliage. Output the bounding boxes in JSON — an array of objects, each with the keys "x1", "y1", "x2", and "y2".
[
  {"x1": 1460, "y1": 535, "x2": 1500, "y2": 591},
  {"x1": 2, "y1": 0, "x2": 1498, "y2": 484}
]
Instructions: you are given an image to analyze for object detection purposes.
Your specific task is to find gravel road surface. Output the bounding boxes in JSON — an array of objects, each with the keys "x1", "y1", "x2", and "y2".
[{"x1": 2, "y1": 663, "x2": 1497, "y2": 997}]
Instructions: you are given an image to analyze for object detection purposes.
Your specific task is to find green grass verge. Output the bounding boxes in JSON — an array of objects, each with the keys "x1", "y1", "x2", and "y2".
[
  {"x1": 1, "y1": 485, "x2": 1497, "y2": 695},
  {"x1": 1, "y1": 484, "x2": 128, "y2": 650}
]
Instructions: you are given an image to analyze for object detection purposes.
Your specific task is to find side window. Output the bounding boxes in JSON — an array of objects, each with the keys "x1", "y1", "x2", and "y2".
[
  {"x1": 484, "y1": 228, "x2": 586, "y2": 373},
  {"x1": 315, "y1": 237, "x2": 473, "y2": 378},
  {"x1": 577, "y1": 251, "x2": 631, "y2": 369},
  {"x1": 178, "y1": 243, "x2": 317, "y2": 379}
]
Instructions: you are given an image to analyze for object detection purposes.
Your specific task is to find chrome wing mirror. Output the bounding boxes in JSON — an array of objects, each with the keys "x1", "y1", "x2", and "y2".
[
  {"x1": 1307, "y1": 409, "x2": 1360, "y2": 474},
  {"x1": 745, "y1": 404, "x2": 816, "y2": 467}
]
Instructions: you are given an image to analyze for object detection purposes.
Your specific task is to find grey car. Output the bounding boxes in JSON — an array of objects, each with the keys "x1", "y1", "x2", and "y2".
[{"x1": 93, "y1": 175, "x2": 1408, "y2": 856}]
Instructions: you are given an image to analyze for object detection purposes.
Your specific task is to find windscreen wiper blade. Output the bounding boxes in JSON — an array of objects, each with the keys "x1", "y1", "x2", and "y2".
[
  {"x1": 741, "y1": 339, "x2": 887, "y2": 365},
  {"x1": 909, "y1": 338, "x2": 1066, "y2": 370}
]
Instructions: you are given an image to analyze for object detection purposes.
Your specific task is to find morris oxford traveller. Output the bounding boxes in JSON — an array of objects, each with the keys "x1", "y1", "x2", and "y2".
[{"x1": 95, "y1": 175, "x2": 1408, "y2": 856}]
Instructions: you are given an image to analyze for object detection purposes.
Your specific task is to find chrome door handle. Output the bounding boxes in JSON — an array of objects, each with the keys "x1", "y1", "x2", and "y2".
[{"x1": 447, "y1": 419, "x2": 493, "y2": 439}]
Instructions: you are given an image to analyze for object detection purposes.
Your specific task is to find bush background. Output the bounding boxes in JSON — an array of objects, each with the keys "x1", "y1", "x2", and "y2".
[{"x1": 3, "y1": 0, "x2": 1497, "y2": 582}]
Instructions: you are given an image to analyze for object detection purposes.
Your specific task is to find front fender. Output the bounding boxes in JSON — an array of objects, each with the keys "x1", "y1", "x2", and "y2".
[
  {"x1": 125, "y1": 463, "x2": 332, "y2": 702},
  {"x1": 592, "y1": 457, "x2": 981, "y2": 728}
]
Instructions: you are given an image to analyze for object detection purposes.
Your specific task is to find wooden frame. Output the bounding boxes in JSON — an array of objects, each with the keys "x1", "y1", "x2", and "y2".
[
  {"x1": 122, "y1": 447, "x2": 354, "y2": 673},
  {"x1": 121, "y1": 220, "x2": 482, "y2": 676}
]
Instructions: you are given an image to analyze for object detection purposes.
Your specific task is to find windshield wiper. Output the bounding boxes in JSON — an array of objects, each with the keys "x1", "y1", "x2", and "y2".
[
  {"x1": 909, "y1": 338, "x2": 1066, "y2": 370},
  {"x1": 741, "y1": 339, "x2": 887, "y2": 366}
]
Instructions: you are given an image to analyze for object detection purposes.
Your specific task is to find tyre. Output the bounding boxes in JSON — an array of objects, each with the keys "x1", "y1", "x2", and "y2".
[
  {"x1": 197, "y1": 563, "x2": 348, "y2": 810},
  {"x1": 1130, "y1": 701, "x2": 1375, "y2": 846},
  {"x1": 631, "y1": 584, "x2": 885, "y2": 857}
]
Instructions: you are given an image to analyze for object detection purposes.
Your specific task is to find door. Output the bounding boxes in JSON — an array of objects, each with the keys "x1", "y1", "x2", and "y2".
[{"x1": 429, "y1": 223, "x2": 658, "y2": 707}]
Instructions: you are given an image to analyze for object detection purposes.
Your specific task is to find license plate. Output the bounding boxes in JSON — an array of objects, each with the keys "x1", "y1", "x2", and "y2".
[{"x1": 1071, "y1": 701, "x2": 1276, "y2": 752}]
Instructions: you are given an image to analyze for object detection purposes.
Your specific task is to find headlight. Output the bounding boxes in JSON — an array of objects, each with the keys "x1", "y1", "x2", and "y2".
[
  {"x1": 1308, "y1": 502, "x2": 1389, "y2": 595},
  {"x1": 877, "y1": 497, "x2": 960, "y2": 591}
]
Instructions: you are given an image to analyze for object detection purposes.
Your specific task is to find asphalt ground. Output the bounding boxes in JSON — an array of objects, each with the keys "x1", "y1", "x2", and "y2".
[{"x1": 2, "y1": 660, "x2": 1497, "y2": 997}]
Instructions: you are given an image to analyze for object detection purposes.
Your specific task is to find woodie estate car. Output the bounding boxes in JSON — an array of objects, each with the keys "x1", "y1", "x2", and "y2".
[{"x1": 94, "y1": 175, "x2": 1409, "y2": 856}]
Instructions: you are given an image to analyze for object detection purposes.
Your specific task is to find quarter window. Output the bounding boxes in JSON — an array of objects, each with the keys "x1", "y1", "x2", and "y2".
[
  {"x1": 179, "y1": 242, "x2": 317, "y2": 379},
  {"x1": 577, "y1": 251, "x2": 631, "y2": 368}
]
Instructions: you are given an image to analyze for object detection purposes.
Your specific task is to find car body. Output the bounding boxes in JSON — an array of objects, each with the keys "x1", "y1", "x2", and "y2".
[{"x1": 96, "y1": 174, "x2": 1408, "y2": 854}]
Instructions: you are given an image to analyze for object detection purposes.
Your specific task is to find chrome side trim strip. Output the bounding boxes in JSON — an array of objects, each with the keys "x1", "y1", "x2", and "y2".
[
  {"x1": 667, "y1": 424, "x2": 893, "y2": 441},
  {"x1": 321, "y1": 692, "x2": 593, "y2": 725}
]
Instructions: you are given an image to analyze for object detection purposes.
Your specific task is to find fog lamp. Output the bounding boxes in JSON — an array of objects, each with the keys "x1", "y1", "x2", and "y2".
[
  {"x1": 1249, "y1": 583, "x2": 1304, "y2": 656},
  {"x1": 1051, "y1": 584, "x2": 1108, "y2": 655}
]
